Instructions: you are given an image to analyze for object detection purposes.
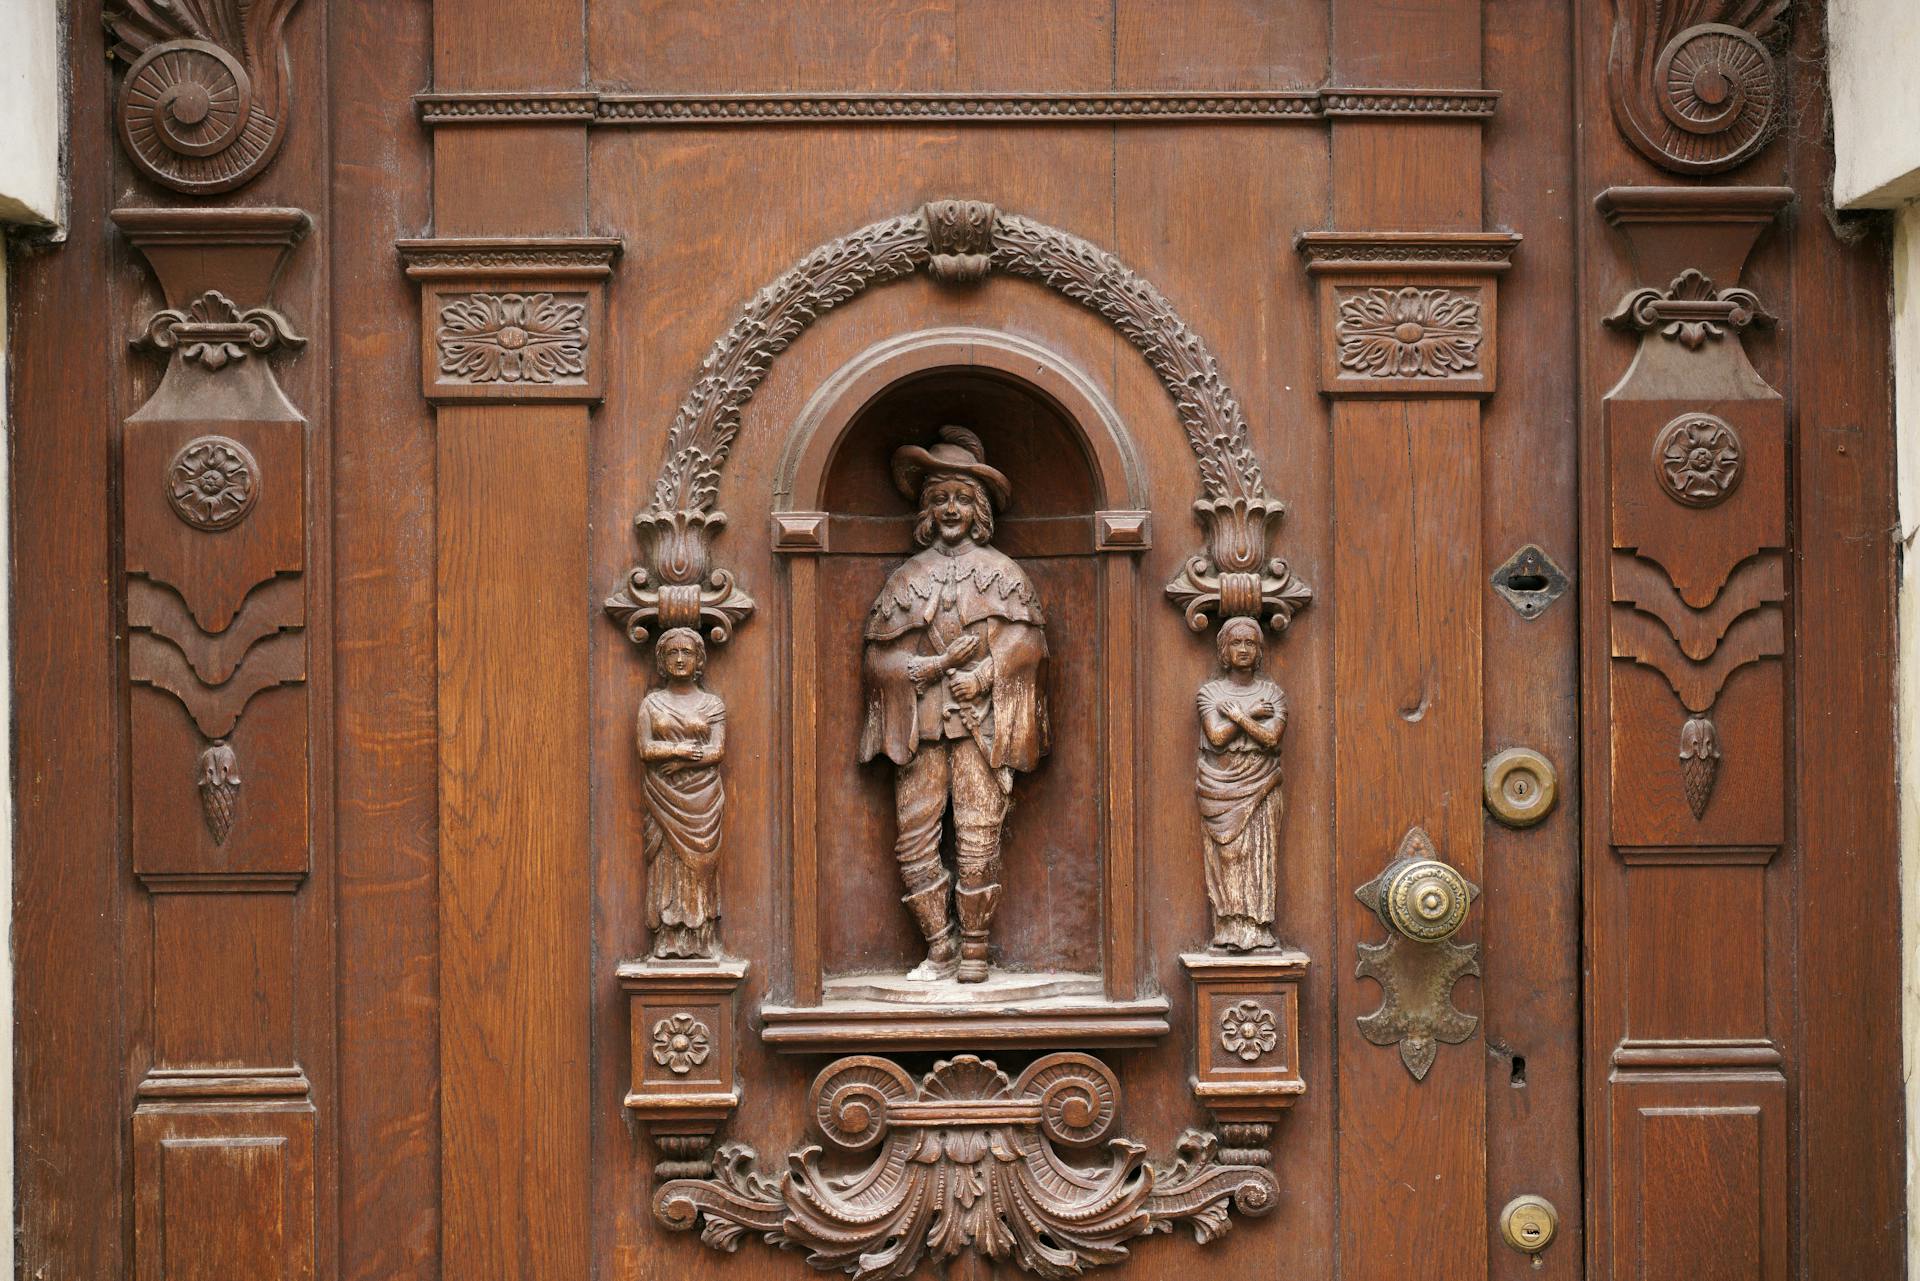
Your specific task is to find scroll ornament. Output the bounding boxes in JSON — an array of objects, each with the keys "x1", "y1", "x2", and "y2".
[
  {"x1": 1606, "y1": 0, "x2": 1791, "y2": 175},
  {"x1": 656, "y1": 1053, "x2": 1277, "y2": 1280},
  {"x1": 105, "y1": 0, "x2": 304, "y2": 194}
]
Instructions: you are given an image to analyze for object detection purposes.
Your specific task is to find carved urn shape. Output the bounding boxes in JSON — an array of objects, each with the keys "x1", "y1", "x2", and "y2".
[
  {"x1": 1199, "y1": 495, "x2": 1286, "y2": 574},
  {"x1": 638, "y1": 507, "x2": 723, "y2": 587}
]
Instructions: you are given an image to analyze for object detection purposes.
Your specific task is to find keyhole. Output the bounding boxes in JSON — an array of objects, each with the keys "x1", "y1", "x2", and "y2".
[{"x1": 1505, "y1": 573, "x2": 1548, "y2": 592}]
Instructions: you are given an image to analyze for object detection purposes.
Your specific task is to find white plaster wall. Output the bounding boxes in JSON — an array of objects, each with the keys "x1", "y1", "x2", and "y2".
[
  {"x1": 0, "y1": 0, "x2": 61, "y2": 227},
  {"x1": 1831, "y1": 0, "x2": 1920, "y2": 208},
  {"x1": 1832, "y1": 4, "x2": 1920, "y2": 1274}
]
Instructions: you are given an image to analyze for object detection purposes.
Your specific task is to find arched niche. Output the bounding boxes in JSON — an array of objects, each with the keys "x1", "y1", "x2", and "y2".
[{"x1": 760, "y1": 327, "x2": 1167, "y2": 1051}]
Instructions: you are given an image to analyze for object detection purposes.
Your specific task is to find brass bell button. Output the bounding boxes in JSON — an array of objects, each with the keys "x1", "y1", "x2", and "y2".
[
  {"x1": 1381, "y1": 858, "x2": 1474, "y2": 942},
  {"x1": 1484, "y1": 747, "x2": 1558, "y2": 828},
  {"x1": 1499, "y1": 1194, "x2": 1559, "y2": 1256}
]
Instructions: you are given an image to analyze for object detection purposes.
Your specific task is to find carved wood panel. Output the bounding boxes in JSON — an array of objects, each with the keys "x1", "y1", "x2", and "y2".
[{"x1": 11, "y1": 4, "x2": 1907, "y2": 1281}]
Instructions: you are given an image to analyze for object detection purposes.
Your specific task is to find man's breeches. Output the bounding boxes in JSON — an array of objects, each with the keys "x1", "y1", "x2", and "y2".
[{"x1": 893, "y1": 737, "x2": 1008, "y2": 892}]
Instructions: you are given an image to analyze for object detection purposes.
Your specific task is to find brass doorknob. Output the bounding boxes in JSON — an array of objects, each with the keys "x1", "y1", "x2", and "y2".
[
  {"x1": 1499, "y1": 1194, "x2": 1559, "y2": 1255},
  {"x1": 1380, "y1": 858, "x2": 1475, "y2": 941}
]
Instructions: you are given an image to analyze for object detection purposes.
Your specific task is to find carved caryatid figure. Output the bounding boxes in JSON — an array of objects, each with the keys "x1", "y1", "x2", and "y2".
[
  {"x1": 639, "y1": 627, "x2": 727, "y2": 959},
  {"x1": 860, "y1": 426, "x2": 1049, "y2": 983},
  {"x1": 1196, "y1": 616, "x2": 1287, "y2": 951}
]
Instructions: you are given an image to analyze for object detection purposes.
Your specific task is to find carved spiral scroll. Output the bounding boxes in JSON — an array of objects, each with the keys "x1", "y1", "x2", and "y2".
[
  {"x1": 643, "y1": 201, "x2": 1270, "y2": 528},
  {"x1": 107, "y1": 0, "x2": 303, "y2": 193},
  {"x1": 1607, "y1": 0, "x2": 1789, "y2": 174}
]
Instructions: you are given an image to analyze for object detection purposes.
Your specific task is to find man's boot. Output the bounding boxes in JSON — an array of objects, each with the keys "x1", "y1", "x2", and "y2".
[
  {"x1": 903, "y1": 878, "x2": 959, "y2": 981},
  {"x1": 954, "y1": 883, "x2": 1002, "y2": 983}
]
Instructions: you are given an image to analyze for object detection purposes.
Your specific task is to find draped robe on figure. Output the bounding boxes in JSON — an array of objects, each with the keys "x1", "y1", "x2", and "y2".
[
  {"x1": 1196, "y1": 676, "x2": 1287, "y2": 948},
  {"x1": 640, "y1": 687, "x2": 727, "y2": 953}
]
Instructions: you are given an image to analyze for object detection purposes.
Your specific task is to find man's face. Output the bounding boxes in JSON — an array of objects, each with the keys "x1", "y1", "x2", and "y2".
[{"x1": 922, "y1": 477, "x2": 977, "y2": 545}]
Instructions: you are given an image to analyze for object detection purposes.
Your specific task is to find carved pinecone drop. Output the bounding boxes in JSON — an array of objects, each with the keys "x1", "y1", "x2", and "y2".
[
  {"x1": 198, "y1": 740, "x2": 242, "y2": 845},
  {"x1": 1678, "y1": 715, "x2": 1720, "y2": 820}
]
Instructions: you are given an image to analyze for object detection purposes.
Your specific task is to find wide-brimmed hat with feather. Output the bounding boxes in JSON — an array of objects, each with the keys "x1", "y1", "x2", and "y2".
[{"x1": 891, "y1": 425, "x2": 1012, "y2": 511}]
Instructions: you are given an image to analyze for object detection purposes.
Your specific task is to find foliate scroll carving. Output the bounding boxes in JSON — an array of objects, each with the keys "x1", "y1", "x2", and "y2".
[
  {"x1": 139, "y1": 291, "x2": 307, "y2": 370},
  {"x1": 105, "y1": 0, "x2": 303, "y2": 194},
  {"x1": 1334, "y1": 286, "x2": 1482, "y2": 379},
  {"x1": 655, "y1": 1053, "x2": 1277, "y2": 1279},
  {"x1": 1604, "y1": 268, "x2": 1773, "y2": 350},
  {"x1": 435, "y1": 292, "x2": 588, "y2": 385},
  {"x1": 1607, "y1": 0, "x2": 1791, "y2": 174},
  {"x1": 614, "y1": 202, "x2": 1308, "y2": 662}
]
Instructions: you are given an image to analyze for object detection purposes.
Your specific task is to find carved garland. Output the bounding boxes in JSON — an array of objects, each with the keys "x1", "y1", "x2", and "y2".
[{"x1": 606, "y1": 200, "x2": 1312, "y2": 648}]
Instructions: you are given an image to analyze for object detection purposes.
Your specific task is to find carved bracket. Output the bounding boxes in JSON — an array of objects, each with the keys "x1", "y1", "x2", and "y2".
[
  {"x1": 622, "y1": 957, "x2": 750, "y2": 1180},
  {"x1": 655, "y1": 1052, "x2": 1276, "y2": 1277},
  {"x1": 1353, "y1": 828, "x2": 1482, "y2": 1081},
  {"x1": 1181, "y1": 951, "x2": 1309, "y2": 1161},
  {"x1": 106, "y1": 0, "x2": 305, "y2": 194}
]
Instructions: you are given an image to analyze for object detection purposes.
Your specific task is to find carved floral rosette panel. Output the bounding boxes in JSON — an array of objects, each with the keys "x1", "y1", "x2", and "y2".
[
  {"x1": 656, "y1": 1053, "x2": 1277, "y2": 1280},
  {"x1": 1598, "y1": 188, "x2": 1790, "y2": 848},
  {"x1": 397, "y1": 237, "x2": 621, "y2": 404}
]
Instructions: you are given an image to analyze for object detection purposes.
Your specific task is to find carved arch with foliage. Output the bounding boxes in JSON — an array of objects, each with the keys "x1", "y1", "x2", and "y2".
[{"x1": 606, "y1": 199, "x2": 1312, "y2": 649}]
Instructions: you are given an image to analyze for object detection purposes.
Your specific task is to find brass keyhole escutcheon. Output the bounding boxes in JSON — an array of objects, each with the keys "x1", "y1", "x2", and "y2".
[
  {"x1": 1499, "y1": 1194, "x2": 1559, "y2": 1256},
  {"x1": 1484, "y1": 747, "x2": 1558, "y2": 828}
]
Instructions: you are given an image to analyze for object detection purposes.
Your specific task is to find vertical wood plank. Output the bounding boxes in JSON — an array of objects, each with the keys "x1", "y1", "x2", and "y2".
[
  {"x1": 1333, "y1": 397, "x2": 1487, "y2": 1281},
  {"x1": 789, "y1": 556, "x2": 822, "y2": 1006},
  {"x1": 437, "y1": 406, "x2": 591, "y2": 1281},
  {"x1": 1101, "y1": 554, "x2": 1138, "y2": 1000}
]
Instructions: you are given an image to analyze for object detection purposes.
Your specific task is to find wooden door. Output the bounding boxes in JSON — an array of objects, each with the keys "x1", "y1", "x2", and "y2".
[{"x1": 9, "y1": 2, "x2": 1902, "y2": 1280}]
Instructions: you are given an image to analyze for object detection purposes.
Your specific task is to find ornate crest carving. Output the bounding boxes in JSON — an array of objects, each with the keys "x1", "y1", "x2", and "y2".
[
  {"x1": 105, "y1": 0, "x2": 304, "y2": 194},
  {"x1": 1606, "y1": 0, "x2": 1792, "y2": 174},
  {"x1": 656, "y1": 1053, "x2": 1276, "y2": 1278},
  {"x1": 138, "y1": 290, "x2": 306, "y2": 371}
]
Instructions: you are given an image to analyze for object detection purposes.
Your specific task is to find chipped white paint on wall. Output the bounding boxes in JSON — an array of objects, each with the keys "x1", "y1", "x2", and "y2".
[
  {"x1": 0, "y1": 0, "x2": 61, "y2": 227},
  {"x1": 1831, "y1": 0, "x2": 1920, "y2": 208}
]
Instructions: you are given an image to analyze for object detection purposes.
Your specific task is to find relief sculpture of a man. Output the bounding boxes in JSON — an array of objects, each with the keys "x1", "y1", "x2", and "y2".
[{"x1": 860, "y1": 426, "x2": 1050, "y2": 983}]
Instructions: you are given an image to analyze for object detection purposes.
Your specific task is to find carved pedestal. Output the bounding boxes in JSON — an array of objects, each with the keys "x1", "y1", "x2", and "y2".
[
  {"x1": 1181, "y1": 950, "x2": 1309, "y2": 1162},
  {"x1": 620, "y1": 956, "x2": 749, "y2": 1178}
]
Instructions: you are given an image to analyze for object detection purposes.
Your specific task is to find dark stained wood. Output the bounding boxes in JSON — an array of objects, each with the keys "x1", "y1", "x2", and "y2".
[{"x1": 330, "y1": 3, "x2": 441, "y2": 1278}]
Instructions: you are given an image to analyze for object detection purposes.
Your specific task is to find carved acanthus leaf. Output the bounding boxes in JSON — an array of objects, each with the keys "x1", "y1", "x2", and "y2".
[
  {"x1": 138, "y1": 291, "x2": 307, "y2": 370},
  {"x1": 655, "y1": 1053, "x2": 1276, "y2": 1279},
  {"x1": 1604, "y1": 269, "x2": 1773, "y2": 350}
]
